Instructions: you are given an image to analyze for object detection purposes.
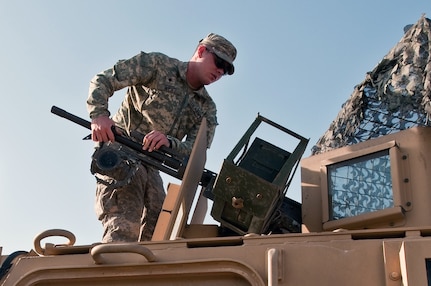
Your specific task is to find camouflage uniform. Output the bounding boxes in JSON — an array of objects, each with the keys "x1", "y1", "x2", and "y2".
[{"x1": 87, "y1": 33, "x2": 237, "y2": 242}]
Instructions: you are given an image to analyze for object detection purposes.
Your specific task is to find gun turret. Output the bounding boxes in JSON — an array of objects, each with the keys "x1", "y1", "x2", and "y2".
[{"x1": 51, "y1": 106, "x2": 306, "y2": 236}]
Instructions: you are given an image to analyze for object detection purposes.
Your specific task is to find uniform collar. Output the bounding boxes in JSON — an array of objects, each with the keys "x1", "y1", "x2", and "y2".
[{"x1": 179, "y1": 61, "x2": 209, "y2": 98}]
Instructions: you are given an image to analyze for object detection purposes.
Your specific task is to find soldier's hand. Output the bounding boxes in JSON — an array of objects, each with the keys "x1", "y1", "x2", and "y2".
[
  {"x1": 91, "y1": 116, "x2": 116, "y2": 142},
  {"x1": 143, "y1": 130, "x2": 169, "y2": 152}
]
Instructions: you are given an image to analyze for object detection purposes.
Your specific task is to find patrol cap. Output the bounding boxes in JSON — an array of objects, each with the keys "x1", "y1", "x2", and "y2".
[{"x1": 199, "y1": 33, "x2": 237, "y2": 75}]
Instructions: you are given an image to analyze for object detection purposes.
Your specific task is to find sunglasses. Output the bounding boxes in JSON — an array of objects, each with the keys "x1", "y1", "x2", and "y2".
[{"x1": 206, "y1": 48, "x2": 229, "y2": 75}]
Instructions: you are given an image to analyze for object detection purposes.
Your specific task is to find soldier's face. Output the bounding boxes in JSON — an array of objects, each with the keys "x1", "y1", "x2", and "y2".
[{"x1": 198, "y1": 47, "x2": 225, "y2": 85}]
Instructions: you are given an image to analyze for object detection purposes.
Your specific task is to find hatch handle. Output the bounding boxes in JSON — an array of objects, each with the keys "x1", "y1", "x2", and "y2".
[{"x1": 91, "y1": 243, "x2": 157, "y2": 264}]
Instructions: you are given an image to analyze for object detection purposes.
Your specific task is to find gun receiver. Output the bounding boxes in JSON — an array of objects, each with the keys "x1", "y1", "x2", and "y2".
[{"x1": 50, "y1": 106, "x2": 217, "y2": 187}]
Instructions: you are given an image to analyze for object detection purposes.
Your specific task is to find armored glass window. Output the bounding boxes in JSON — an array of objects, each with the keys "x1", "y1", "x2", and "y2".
[
  {"x1": 327, "y1": 150, "x2": 394, "y2": 220},
  {"x1": 426, "y1": 258, "x2": 431, "y2": 286}
]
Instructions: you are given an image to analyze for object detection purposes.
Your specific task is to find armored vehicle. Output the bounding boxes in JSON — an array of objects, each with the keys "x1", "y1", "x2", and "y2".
[{"x1": 1, "y1": 15, "x2": 431, "y2": 286}]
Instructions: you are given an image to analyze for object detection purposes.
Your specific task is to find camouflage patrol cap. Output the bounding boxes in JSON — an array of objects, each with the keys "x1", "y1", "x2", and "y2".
[{"x1": 199, "y1": 33, "x2": 237, "y2": 75}]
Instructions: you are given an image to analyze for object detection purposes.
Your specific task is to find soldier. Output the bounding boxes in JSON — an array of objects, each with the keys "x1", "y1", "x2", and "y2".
[{"x1": 86, "y1": 33, "x2": 237, "y2": 243}]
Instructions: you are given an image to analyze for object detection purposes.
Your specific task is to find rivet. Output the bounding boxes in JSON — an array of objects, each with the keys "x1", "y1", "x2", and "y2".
[
  {"x1": 231, "y1": 197, "x2": 244, "y2": 209},
  {"x1": 389, "y1": 271, "x2": 401, "y2": 281},
  {"x1": 226, "y1": 177, "x2": 232, "y2": 183}
]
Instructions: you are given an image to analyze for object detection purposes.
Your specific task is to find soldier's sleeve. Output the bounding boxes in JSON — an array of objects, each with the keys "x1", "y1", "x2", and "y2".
[
  {"x1": 86, "y1": 52, "x2": 156, "y2": 119},
  {"x1": 168, "y1": 102, "x2": 218, "y2": 155}
]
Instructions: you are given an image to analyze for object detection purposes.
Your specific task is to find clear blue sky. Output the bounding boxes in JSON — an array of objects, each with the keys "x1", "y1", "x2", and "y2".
[{"x1": 1, "y1": 0, "x2": 429, "y2": 255}]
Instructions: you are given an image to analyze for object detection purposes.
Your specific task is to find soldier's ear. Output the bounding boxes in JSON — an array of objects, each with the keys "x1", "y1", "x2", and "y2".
[{"x1": 197, "y1": 45, "x2": 206, "y2": 58}]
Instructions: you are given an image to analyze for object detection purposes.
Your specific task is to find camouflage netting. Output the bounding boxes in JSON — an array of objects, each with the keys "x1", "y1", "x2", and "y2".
[{"x1": 312, "y1": 15, "x2": 431, "y2": 155}]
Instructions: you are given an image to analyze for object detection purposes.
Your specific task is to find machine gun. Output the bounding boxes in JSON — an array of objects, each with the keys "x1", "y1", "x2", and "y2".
[{"x1": 50, "y1": 106, "x2": 217, "y2": 188}]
